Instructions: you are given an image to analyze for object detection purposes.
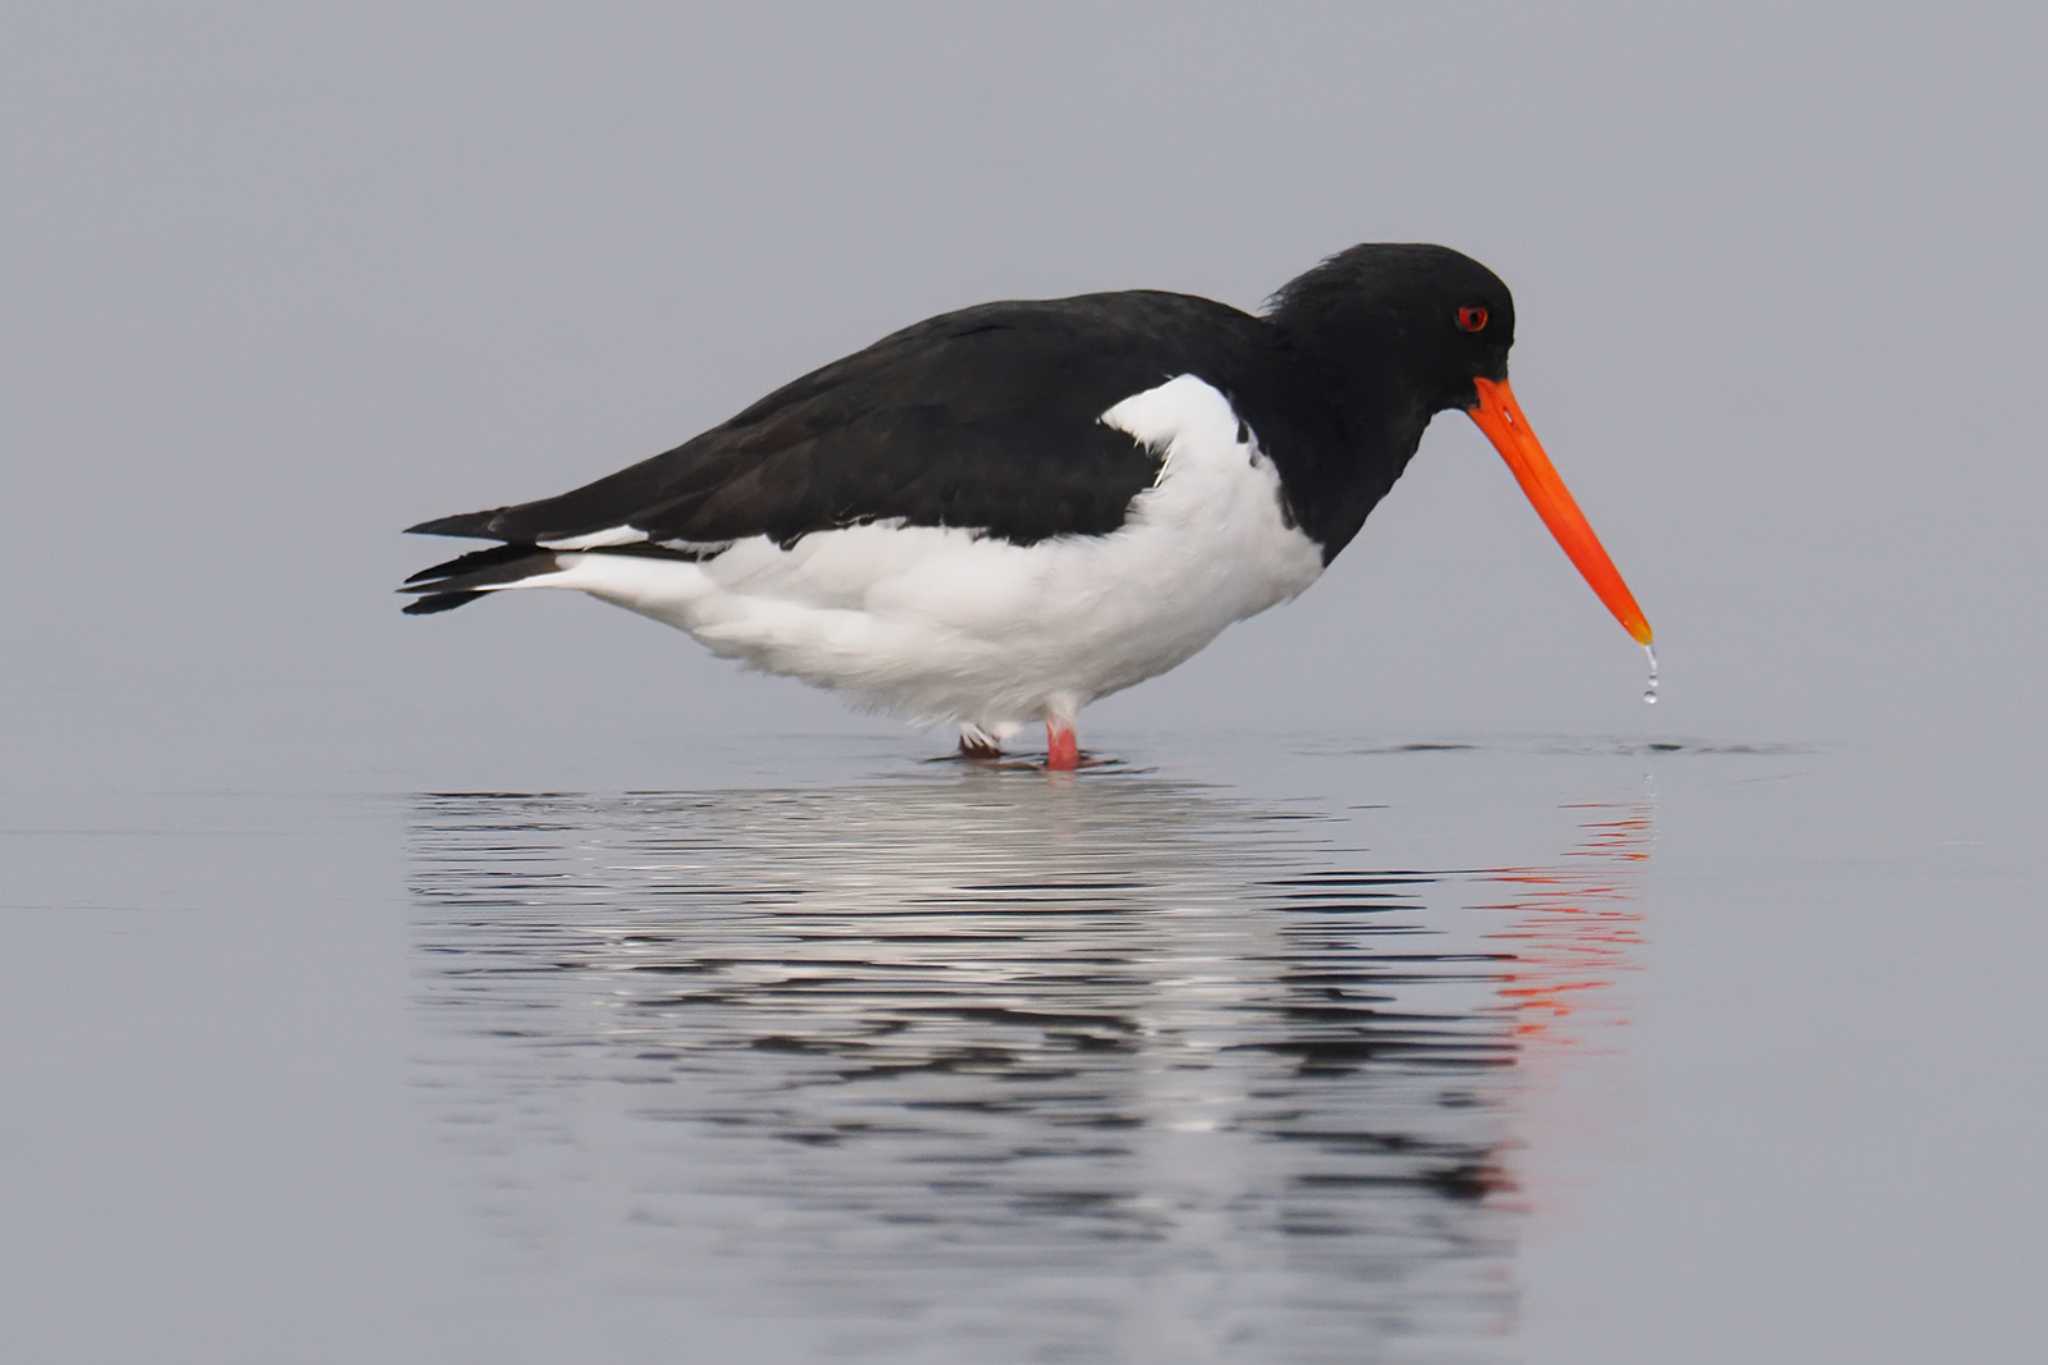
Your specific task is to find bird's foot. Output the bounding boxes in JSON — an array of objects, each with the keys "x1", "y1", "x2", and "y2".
[
  {"x1": 930, "y1": 722, "x2": 1119, "y2": 772},
  {"x1": 926, "y1": 748, "x2": 1120, "y2": 772},
  {"x1": 957, "y1": 733, "x2": 1004, "y2": 762},
  {"x1": 925, "y1": 730, "x2": 1005, "y2": 764}
]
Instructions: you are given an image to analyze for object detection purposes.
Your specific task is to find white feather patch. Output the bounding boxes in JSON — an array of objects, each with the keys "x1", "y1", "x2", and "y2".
[
  {"x1": 538, "y1": 525, "x2": 646, "y2": 550},
  {"x1": 494, "y1": 376, "x2": 1323, "y2": 734}
]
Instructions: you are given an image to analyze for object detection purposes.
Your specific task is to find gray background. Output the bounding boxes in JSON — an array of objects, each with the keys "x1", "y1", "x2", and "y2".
[
  {"x1": 7, "y1": 1, "x2": 2040, "y2": 788},
  {"x1": 5, "y1": 5, "x2": 2046, "y2": 1363}
]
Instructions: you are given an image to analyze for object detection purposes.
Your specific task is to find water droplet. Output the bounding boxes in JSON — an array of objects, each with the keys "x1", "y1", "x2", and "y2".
[{"x1": 1642, "y1": 643, "x2": 1660, "y2": 706}]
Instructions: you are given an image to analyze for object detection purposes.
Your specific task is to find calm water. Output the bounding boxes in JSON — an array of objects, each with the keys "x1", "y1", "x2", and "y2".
[{"x1": 5, "y1": 735, "x2": 2041, "y2": 1362}]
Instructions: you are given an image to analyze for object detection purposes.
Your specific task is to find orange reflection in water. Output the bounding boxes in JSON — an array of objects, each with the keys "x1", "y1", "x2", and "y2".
[{"x1": 1477, "y1": 803, "x2": 1652, "y2": 1048}]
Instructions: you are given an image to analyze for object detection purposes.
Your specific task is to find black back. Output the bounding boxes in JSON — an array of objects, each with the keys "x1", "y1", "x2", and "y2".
[{"x1": 407, "y1": 245, "x2": 1519, "y2": 566}]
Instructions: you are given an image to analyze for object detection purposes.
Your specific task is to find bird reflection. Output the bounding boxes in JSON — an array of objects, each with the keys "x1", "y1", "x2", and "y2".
[
  {"x1": 1480, "y1": 804, "x2": 1652, "y2": 1046},
  {"x1": 408, "y1": 766, "x2": 1650, "y2": 1360}
]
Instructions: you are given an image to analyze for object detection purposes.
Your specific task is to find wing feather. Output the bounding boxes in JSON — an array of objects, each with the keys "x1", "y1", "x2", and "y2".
[{"x1": 406, "y1": 292, "x2": 1272, "y2": 549}]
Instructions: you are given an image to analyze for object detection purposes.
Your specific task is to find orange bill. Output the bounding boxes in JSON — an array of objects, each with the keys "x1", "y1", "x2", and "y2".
[{"x1": 1467, "y1": 377, "x2": 1653, "y2": 645}]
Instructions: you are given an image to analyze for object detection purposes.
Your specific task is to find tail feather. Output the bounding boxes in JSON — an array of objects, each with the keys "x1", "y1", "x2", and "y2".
[
  {"x1": 402, "y1": 590, "x2": 490, "y2": 616},
  {"x1": 398, "y1": 540, "x2": 560, "y2": 615},
  {"x1": 399, "y1": 512, "x2": 722, "y2": 617},
  {"x1": 403, "y1": 540, "x2": 548, "y2": 585}
]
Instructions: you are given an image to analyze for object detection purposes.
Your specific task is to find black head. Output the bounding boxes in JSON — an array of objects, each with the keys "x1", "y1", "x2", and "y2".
[
  {"x1": 1266, "y1": 243, "x2": 1516, "y2": 414},
  {"x1": 1265, "y1": 243, "x2": 1654, "y2": 650}
]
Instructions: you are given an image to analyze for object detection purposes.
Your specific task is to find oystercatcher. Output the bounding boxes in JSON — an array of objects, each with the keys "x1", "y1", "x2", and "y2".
[{"x1": 401, "y1": 244, "x2": 1652, "y2": 769}]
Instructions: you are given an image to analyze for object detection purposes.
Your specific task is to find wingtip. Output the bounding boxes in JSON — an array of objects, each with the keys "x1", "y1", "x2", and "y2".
[{"x1": 405, "y1": 509, "x2": 504, "y2": 538}]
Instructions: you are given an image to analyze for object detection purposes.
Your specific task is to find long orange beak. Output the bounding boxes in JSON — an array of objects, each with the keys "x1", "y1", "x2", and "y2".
[{"x1": 1467, "y1": 377, "x2": 1653, "y2": 646}]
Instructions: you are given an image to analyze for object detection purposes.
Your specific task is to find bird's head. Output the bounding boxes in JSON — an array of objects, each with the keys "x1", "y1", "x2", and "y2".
[
  {"x1": 1268, "y1": 243, "x2": 1517, "y2": 412},
  {"x1": 1269, "y1": 243, "x2": 1651, "y2": 647}
]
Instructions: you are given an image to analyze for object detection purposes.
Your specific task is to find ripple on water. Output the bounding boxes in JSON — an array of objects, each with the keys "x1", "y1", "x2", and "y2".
[{"x1": 408, "y1": 769, "x2": 1652, "y2": 1362}]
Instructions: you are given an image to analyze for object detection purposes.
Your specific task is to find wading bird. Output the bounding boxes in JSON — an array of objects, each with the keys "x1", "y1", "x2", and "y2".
[{"x1": 402, "y1": 244, "x2": 1652, "y2": 768}]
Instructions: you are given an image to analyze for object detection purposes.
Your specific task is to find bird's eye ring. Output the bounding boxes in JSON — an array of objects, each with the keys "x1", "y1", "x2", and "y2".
[{"x1": 1456, "y1": 306, "x2": 1489, "y2": 333}]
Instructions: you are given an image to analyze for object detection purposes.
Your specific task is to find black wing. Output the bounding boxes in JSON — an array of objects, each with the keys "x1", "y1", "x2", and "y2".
[{"x1": 406, "y1": 291, "x2": 1272, "y2": 550}]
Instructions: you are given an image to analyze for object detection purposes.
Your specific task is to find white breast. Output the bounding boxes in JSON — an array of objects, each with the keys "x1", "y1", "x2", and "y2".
[{"x1": 529, "y1": 375, "x2": 1326, "y2": 734}]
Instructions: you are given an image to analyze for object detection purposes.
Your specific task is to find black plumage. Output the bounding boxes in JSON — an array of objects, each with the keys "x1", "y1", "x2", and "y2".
[{"x1": 403, "y1": 244, "x2": 1518, "y2": 606}]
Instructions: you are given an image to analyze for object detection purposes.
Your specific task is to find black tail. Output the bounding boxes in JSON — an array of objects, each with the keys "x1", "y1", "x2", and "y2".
[
  {"x1": 399, "y1": 540, "x2": 559, "y2": 616},
  {"x1": 402, "y1": 589, "x2": 491, "y2": 616}
]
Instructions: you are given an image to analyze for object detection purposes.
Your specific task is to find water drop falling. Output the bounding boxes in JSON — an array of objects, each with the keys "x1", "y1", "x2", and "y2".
[{"x1": 1642, "y1": 643, "x2": 1660, "y2": 706}]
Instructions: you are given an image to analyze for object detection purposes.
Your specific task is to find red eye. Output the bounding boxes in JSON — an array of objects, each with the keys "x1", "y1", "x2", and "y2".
[{"x1": 1456, "y1": 306, "x2": 1489, "y2": 333}]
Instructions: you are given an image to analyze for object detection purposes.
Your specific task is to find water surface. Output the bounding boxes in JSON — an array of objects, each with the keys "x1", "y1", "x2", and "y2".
[{"x1": 5, "y1": 735, "x2": 2038, "y2": 1363}]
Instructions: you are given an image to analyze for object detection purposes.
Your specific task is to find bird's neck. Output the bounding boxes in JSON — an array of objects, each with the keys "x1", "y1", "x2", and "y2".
[{"x1": 1263, "y1": 359, "x2": 1435, "y2": 564}]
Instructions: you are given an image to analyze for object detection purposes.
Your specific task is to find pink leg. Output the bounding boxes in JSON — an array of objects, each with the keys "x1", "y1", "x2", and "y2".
[{"x1": 1045, "y1": 719, "x2": 1080, "y2": 771}]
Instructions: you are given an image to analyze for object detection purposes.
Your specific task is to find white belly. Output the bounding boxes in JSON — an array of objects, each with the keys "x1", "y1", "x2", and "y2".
[{"x1": 537, "y1": 375, "x2": 1325, "y2": 733}]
